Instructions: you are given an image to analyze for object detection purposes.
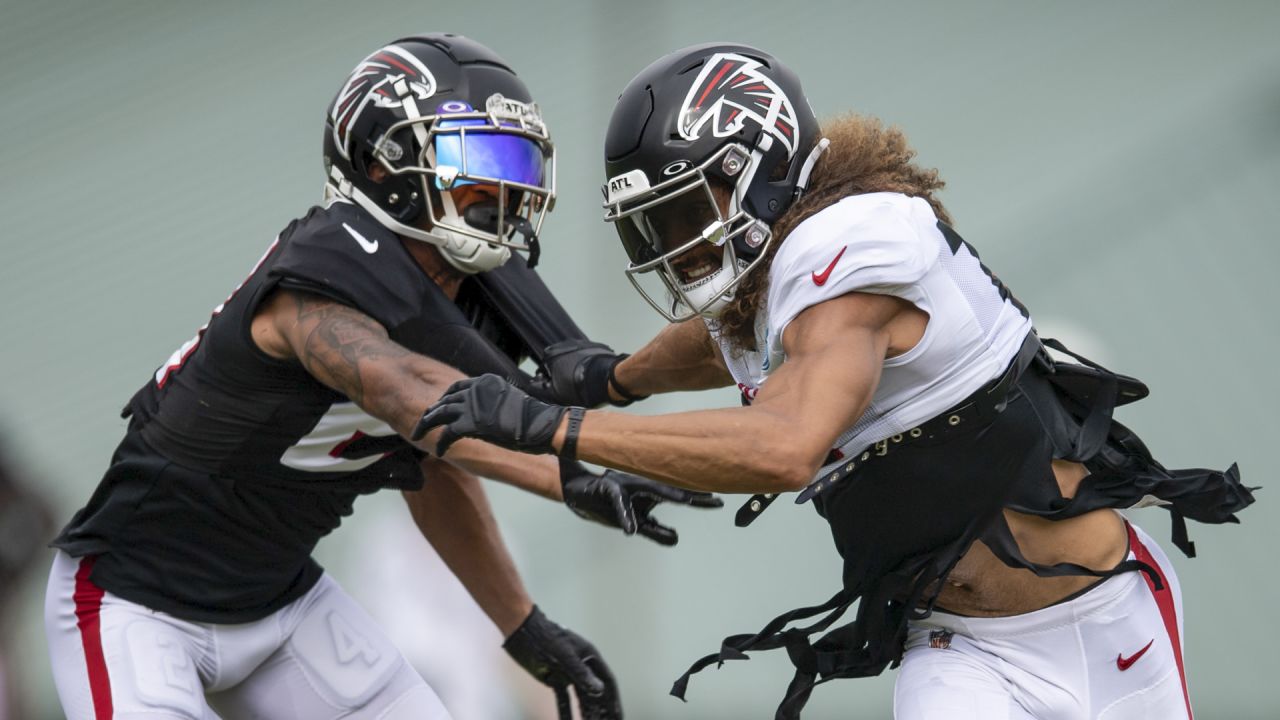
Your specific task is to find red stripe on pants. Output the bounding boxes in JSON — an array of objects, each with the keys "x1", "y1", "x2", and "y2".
[
  {"x1": 1127, "y1": 523, "x2": 1193, "y2": 719},
  {"x1": 73, "y1": 557, "x2": 113, "y2": 719}
]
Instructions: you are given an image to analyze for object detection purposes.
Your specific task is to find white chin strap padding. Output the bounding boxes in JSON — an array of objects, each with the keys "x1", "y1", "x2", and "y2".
[
  {"x1": 676, "y1": 246, "x2": 740, "y2": 317},
  {"x1": 433, "y1": 190, "x2": 511, "y2": 273},
  {"x1": 435, "y1": 232, "x2": 511, "y2": 273}
]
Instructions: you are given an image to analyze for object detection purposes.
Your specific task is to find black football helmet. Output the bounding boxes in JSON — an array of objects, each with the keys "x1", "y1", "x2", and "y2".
[
  {"x1": 323, "y1": 34, "x2": 556, "y2": 273},
  {"x1": 602, "y1": 43, "x2": 827, "y2": 321}
]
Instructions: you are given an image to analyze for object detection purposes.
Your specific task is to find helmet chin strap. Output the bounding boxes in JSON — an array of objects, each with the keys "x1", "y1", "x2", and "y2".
[
  {"x1": 735, "y1": 135, "x2": 770, "y2": 217},
  {"x1": 793, "y1": 137, "x2": 831, "y2": 199},
  {"x1": 433, "y1": 191, "x2": 513, "y2": 273},
  {"x1": 327, "y1": 165, "x2": 443, "y2": 246},
  {"x1": 668, "y1": 139, "x2": 772, "y2": 318},
  {"x1": 395, "y1": 79, "x2": 432, "y2": 155},
  {"x1": 675, "y1": 246, "x2": 746, "y2": 318},
  {"x1": 462, "y1": 203, "x2": 541, "y2": 268}
]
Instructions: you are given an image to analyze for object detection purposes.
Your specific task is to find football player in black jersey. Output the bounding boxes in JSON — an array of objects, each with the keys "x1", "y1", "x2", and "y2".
[
  {"x1": 44, "y1": 34, "x2": 719, "y2": 720},
  {"x1": 418, "y1": 43, "x2": 1253, "y2": 719}
]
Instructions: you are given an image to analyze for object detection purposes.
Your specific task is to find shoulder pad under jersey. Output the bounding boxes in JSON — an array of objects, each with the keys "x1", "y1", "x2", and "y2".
[
  {"x1": 766, "y1": 193, "x2": 940, "y2": 347},
  {"x1": 269, "y1": 201, "x2": 449, "y2": 339},
  {"x1": 269, "y1": 202, "x2": 536, "y2": 387}
]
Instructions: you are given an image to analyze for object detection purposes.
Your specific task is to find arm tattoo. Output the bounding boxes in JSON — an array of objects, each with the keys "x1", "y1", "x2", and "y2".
[{"x1": 290, "y1": 293, "x2": 411, "y2": 404}]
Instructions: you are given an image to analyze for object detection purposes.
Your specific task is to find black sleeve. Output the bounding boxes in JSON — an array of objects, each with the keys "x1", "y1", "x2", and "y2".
[
  {"x1": 268, "y1": 204, "x2": 538, "y2": 389},
  {"x1": 467, "y1": 258, "x2": 590, "y2": 370},
  {"x1": 454, "y1": 276, "x2": 530, "y2": 365},
  {"x1": 267, "y1": 204, "x2": 435, "y2": 335}
]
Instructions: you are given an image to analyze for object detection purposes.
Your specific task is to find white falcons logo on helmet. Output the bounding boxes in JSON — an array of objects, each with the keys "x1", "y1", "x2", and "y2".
[
  {"x1": 330, "y1": 45, "x2": 438, "y2": 160},
  {"x1": 677, "y1": 52, "x2": 800, "y2": 158}
]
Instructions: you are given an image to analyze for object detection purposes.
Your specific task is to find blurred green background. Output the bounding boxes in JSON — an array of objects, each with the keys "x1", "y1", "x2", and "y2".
[{"x1": 1, "y1": 0, "x2": 1277, "y2": 718}]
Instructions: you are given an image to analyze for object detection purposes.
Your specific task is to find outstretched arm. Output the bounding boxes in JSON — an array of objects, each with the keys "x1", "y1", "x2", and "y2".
[
  {"x1": 569, "y1": 305, "x2": 882, "y2": 492},
  {"x1": 421, "y1": 292, "x2": 923, "y2": 494},
  {"x1": 404, "y1": 458, "x2": 621, "y2": 717},
  {"x1": 609, "y1": 317, "x2": 735, "y2": 398},
  {"x1": 568, "y1": 293, "x2": 919, "y2": 492},
  {"x1": 528, "y1": 318, "x2": 732, "y2": 407},
  {"x1": 402, "y1": 457, "x2": 531, "y2": 634},
  {"x1": 255, "y1": 287, "x2": 720, "y2": 539},
  {"x1": 253, "y1": 287, "x2": 563, "y2": 496}
]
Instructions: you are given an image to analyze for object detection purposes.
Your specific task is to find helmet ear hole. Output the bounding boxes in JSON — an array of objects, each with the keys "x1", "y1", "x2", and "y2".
[
  {"x1": 360, "y1": 152, "x2": 388, "y2": 183},
  {"x1": 768, "y1": 158, "x2": 790, "y2": 182}
]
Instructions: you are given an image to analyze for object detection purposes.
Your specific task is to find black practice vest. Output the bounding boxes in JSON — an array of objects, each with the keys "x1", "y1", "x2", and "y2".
[{"x1": 674, "y1": 233, "x2": 1256, "y2": 720}]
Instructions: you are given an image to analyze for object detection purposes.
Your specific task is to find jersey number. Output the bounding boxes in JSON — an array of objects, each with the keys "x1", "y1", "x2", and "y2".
[{"x1": 937, "y1": 221, "x2": 1029, "y2": 319}]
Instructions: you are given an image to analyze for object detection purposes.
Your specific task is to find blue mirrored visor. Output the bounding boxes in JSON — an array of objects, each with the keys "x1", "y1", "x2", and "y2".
[{"x1": 433, "y1": 118, "x2": 544, "y2": 189}]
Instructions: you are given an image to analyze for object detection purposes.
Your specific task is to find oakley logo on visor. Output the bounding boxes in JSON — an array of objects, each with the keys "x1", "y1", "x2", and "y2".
[{"x1": 677, "y1": 52, "x2": 800, "y2": 158}]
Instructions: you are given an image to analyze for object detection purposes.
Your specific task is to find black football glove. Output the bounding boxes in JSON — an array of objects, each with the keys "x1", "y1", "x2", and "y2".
[
  {"x1": 505, "y1": 606, "x2": 623, "y2": 720},
  {"x1": 560, "y1": 458, "x2": 723, "y2": 546},
  {"x1": 528, "y1": 340, "x2": 634, "y2": 408},
  {"x1": 413, "y1": 374, "x2": 567, "y2": 457}
]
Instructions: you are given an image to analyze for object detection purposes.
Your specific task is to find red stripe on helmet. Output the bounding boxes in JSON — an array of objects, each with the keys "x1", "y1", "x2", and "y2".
[
  {"x1": 376, "y1": 52, "x2": 417, "y2": 78},
  {"x1": 695, "y1": 61, "x2": 735, "y2": 109}
]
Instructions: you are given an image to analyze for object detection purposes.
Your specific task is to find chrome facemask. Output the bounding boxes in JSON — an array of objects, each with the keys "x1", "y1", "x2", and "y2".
[{"x1": 374, "y1": 93, "x2": 557, "y2": 267}]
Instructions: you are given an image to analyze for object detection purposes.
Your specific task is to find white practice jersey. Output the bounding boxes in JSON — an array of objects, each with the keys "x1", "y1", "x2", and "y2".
[{"x1": 714, "y1": 192, "x2": 1034, "y2": 480}]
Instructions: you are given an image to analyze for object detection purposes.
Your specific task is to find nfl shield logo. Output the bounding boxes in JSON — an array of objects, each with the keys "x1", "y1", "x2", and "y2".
[{"x1": 929, "y1": 630, "x2": 954, "y2": 649}]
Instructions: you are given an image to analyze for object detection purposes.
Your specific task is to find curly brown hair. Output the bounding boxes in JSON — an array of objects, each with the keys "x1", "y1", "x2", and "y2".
[{"x1": 714, "y1": 114, "x2": 952, "y2": 353}]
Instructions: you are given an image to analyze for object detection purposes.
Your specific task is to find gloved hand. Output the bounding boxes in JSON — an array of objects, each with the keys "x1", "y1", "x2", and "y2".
[
  {"x1": 505, "y1": 605, "x2": 623, "y2": 720},
  {"x1": 528, "y1": 340, "x2": 637, "y2": 407},
  {"x1": 413, "y1": 374, "x2": 568, "y2": 457},
  {"x1": 560, "y1": 458, "x2": 723, "y2": 546}
]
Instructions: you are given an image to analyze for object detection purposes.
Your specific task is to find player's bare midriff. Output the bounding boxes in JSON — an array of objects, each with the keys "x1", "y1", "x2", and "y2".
[{"x1": 934, "y1": 460, "x2": 1129, "y2": 617}]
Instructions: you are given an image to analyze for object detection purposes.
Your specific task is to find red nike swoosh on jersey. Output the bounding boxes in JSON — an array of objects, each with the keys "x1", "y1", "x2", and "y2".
[
  {"x1": 1116, "y1": 639, "x2": 1154, "y2": 671},
  {"x1": 811, "y1": 246, "x2": 847, "y2": 286}
]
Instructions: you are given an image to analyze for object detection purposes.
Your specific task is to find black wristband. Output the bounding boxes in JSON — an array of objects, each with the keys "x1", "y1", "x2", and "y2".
[
  {"x1": 607, "y1": 354, "x2": 650, "y2": 406},
  {"x1": 579, "y1": 352, "x2": 616, "y2": 407},
  {"x1": 504, "y1": 604, "x2": 542, "y2": 646},
  {"x1": 559, "y1": 406, "x2": 586, "y2": 461}
]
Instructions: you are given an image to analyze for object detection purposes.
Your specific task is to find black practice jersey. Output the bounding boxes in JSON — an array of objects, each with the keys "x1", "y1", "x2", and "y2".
[{"x1": 54, "y1": 200, "x2": 533, "y2": 622}]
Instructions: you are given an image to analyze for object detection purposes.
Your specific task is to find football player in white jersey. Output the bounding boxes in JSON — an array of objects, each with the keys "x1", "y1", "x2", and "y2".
[{"x1": 418, "y1": 43, "x2": 1253, "y2": 719}]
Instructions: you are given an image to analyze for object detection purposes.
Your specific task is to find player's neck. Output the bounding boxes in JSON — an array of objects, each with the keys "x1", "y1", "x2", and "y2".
[{"x1": 403, "y1": 239, "x2": 466, "y2": 300}]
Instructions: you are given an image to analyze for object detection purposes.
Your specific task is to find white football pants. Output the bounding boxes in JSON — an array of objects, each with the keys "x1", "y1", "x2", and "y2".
[
  {"x1": 45, "y1": 551, "x2": 452, "y2": 720},
  {"x1": 894, "y1": 521, "x2": 1191, "y2": 719}
]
